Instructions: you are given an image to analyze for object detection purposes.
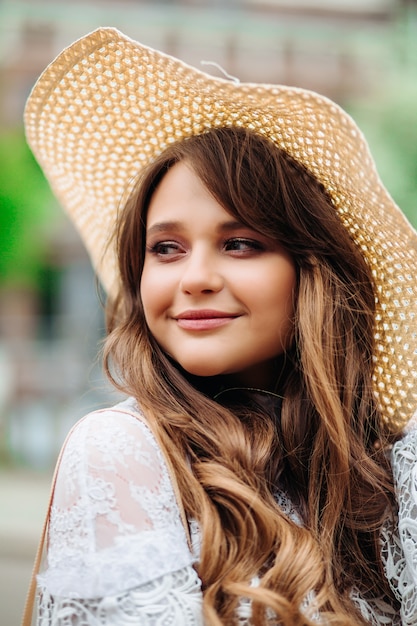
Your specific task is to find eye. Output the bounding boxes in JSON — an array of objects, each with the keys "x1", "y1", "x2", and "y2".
[
  {"x1": 223, "y1": 238, "x2": 264, "y2": 254},
  {"x1": 147, "y1": 240, "x2": 185, "y2": 258}
]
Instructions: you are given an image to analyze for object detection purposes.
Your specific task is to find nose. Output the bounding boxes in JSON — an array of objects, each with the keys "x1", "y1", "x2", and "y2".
[{"x1": 180, "y1": 248, "x2": 224, "y2": 295}]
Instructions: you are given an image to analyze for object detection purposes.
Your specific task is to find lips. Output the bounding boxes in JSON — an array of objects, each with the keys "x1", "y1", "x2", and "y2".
[{"x1": 175, "y1": 309, "x2": 239, "y2": 331}]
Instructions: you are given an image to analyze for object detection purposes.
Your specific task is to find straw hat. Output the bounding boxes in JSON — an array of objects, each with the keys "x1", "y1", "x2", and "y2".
[{"x1": 24, "y1": 27, "x2": 417, "y2": 432}]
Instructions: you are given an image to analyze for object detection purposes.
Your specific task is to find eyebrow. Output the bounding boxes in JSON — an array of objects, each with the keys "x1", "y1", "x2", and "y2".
[{"x1": 146, "y1": 219, "x2": 248, "y2": 237}]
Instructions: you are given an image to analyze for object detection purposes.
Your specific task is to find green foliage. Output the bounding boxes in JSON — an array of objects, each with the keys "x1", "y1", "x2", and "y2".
[
  {"x1": 0, "y1": 129, "x2": 54, "y2": 289},
  {"x1": 346, "y1": 85, "x2": 417, "y2": 228}
]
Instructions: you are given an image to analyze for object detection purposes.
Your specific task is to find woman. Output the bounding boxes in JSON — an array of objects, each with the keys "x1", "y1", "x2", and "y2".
[{"x1": 24, "y1": 28, "x2": 417, "y2": 625}]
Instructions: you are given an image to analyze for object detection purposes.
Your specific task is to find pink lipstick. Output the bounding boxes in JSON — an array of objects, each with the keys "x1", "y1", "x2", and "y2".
[{"x1": 175, "y1": 310, "x2": 239, "y2": 331}]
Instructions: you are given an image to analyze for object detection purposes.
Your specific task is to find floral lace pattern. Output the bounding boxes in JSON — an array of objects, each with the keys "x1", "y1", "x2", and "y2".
[
  {"x1": 38, "y1": 399, "x2": 194, "y2": 599},
  {"x1": 382, "y1": 428, "x2": 417, "y2": 625},
  {"x1": 36, "y1": 399, "x2": 417, "y2": 624},
  {"x1": 38, "y1": 567, "x2": 203, "y2": 625}
]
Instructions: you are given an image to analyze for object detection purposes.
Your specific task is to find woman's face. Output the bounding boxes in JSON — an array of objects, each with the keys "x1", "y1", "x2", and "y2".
[{"x1": 140, "y1": 161, "x2": 296, "y2": 388}]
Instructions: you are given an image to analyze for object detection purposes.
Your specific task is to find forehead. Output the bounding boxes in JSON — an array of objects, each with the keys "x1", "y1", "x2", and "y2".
[{"x1": 146, "y1": 161, "x2": 234, "y2": 227}]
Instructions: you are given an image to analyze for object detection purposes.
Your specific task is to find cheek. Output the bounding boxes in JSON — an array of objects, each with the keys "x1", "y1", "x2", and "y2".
[
  {"x1": 139, "y1": 269, "x2": 156, "y2": 322},
  {"x1": 140, "y1": 267, "x2": 170, "y2": 323},
  {"x1": 253, "y1": 261, "x2": 296, "y2": 308},
  {"x1": 261, "y1": 263, "x2": 297, "y2": 330}
]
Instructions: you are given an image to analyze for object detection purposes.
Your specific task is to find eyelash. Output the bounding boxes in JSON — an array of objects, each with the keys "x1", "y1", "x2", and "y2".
[
  {"x1": 147, "y1": 237, "x2": 264, "y2": 258},
  {"x1": 224, "y1": 238, "x2": 264, "y2": 252},
  {"x1": 147, "y1": 241, "x2": 181, "y2": 256}
]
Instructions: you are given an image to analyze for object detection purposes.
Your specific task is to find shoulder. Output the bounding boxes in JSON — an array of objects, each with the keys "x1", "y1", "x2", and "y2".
[
  {"x1": 68, "y1": 396, "x2": 151, "y2": 436},
  {"x1": 61, "y1": 397, "x2": 160, "y2": 464},
  {"x1": 390, "y1": 415, "x2": 417, "y2": 495},
  {"x1": 52, "y1": 398, "x2": 183, "y2": 516},
  {"x1": 391, "y1": 414, "x2": 417, "y2": 475},
  {"x1": 44, "y1": 397, "x2": 195, "y2": 597}
]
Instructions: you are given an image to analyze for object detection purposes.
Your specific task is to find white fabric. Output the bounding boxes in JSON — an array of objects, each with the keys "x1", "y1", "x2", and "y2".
[
  {"x1": 36, "y1": 398, "x2": 417, "y2": 624},
  {"x1": 382, "y1": 429, "x2": 417, "y2": 625}
]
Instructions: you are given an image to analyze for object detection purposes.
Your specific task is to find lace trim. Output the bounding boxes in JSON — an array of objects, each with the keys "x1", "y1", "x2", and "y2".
[
  {"x1": 38, "y1": 525, "x2": 194, "y2": 598},
  {"x1": 37, "y1": 566, "x2": 204, "y2": 626}
]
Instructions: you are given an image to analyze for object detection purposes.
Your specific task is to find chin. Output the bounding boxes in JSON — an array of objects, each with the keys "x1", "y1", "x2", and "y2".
[{"x1": 181, "y1": 364, "x2": 224, "y2": 378}]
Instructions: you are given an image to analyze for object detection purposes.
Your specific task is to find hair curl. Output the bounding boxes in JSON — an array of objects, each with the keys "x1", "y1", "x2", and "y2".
[{"x1": 104, "y1": 126, "x2": 398, "y2": 624}]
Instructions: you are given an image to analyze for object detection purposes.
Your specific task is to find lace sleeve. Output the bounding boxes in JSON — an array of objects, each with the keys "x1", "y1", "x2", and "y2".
[
  {"x1": 382, "y1": 426, "x2": 417, "y2": 625},
  {"x1": 38, "y1": 566, "x2": 204, "y2": 626},
  {"x1": 38, "y1": 398, "x2": 198, "y2": 600}
]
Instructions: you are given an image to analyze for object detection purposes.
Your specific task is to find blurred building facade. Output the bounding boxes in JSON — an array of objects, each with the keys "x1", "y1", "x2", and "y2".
[{"x1": 0, "y1": 0, "x2": 416, "y2": 468}]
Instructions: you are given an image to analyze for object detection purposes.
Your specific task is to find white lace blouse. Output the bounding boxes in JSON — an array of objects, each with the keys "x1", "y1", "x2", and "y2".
[{"x1": 36, "y1": 398, "x2": 417, "y2": 625}]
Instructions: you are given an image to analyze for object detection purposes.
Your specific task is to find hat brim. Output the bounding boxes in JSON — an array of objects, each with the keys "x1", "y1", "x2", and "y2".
[{"x1": 24, "y1": 27, "x2": 417, "y2": 431}]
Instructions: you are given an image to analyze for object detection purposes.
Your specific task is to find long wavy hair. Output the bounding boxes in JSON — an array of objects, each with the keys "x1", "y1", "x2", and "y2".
[{"x1": 104, "y1": 126, "x2": 398, "y2": 624}]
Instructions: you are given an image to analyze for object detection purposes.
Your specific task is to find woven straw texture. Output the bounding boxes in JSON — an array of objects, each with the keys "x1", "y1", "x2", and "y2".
[{"x1": 24, "y1": 27, "x2": 417, "y2": 431}]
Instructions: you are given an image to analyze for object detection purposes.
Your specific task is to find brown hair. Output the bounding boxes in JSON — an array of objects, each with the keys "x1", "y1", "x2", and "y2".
[{"x1": 104, "y1": 127, "x2": 398, "y2": 624}]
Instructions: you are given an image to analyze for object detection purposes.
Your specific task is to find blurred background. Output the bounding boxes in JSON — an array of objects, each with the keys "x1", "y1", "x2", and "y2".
[{"x1": 0, "y1": 0, "x2": 416, "y2": 623}]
